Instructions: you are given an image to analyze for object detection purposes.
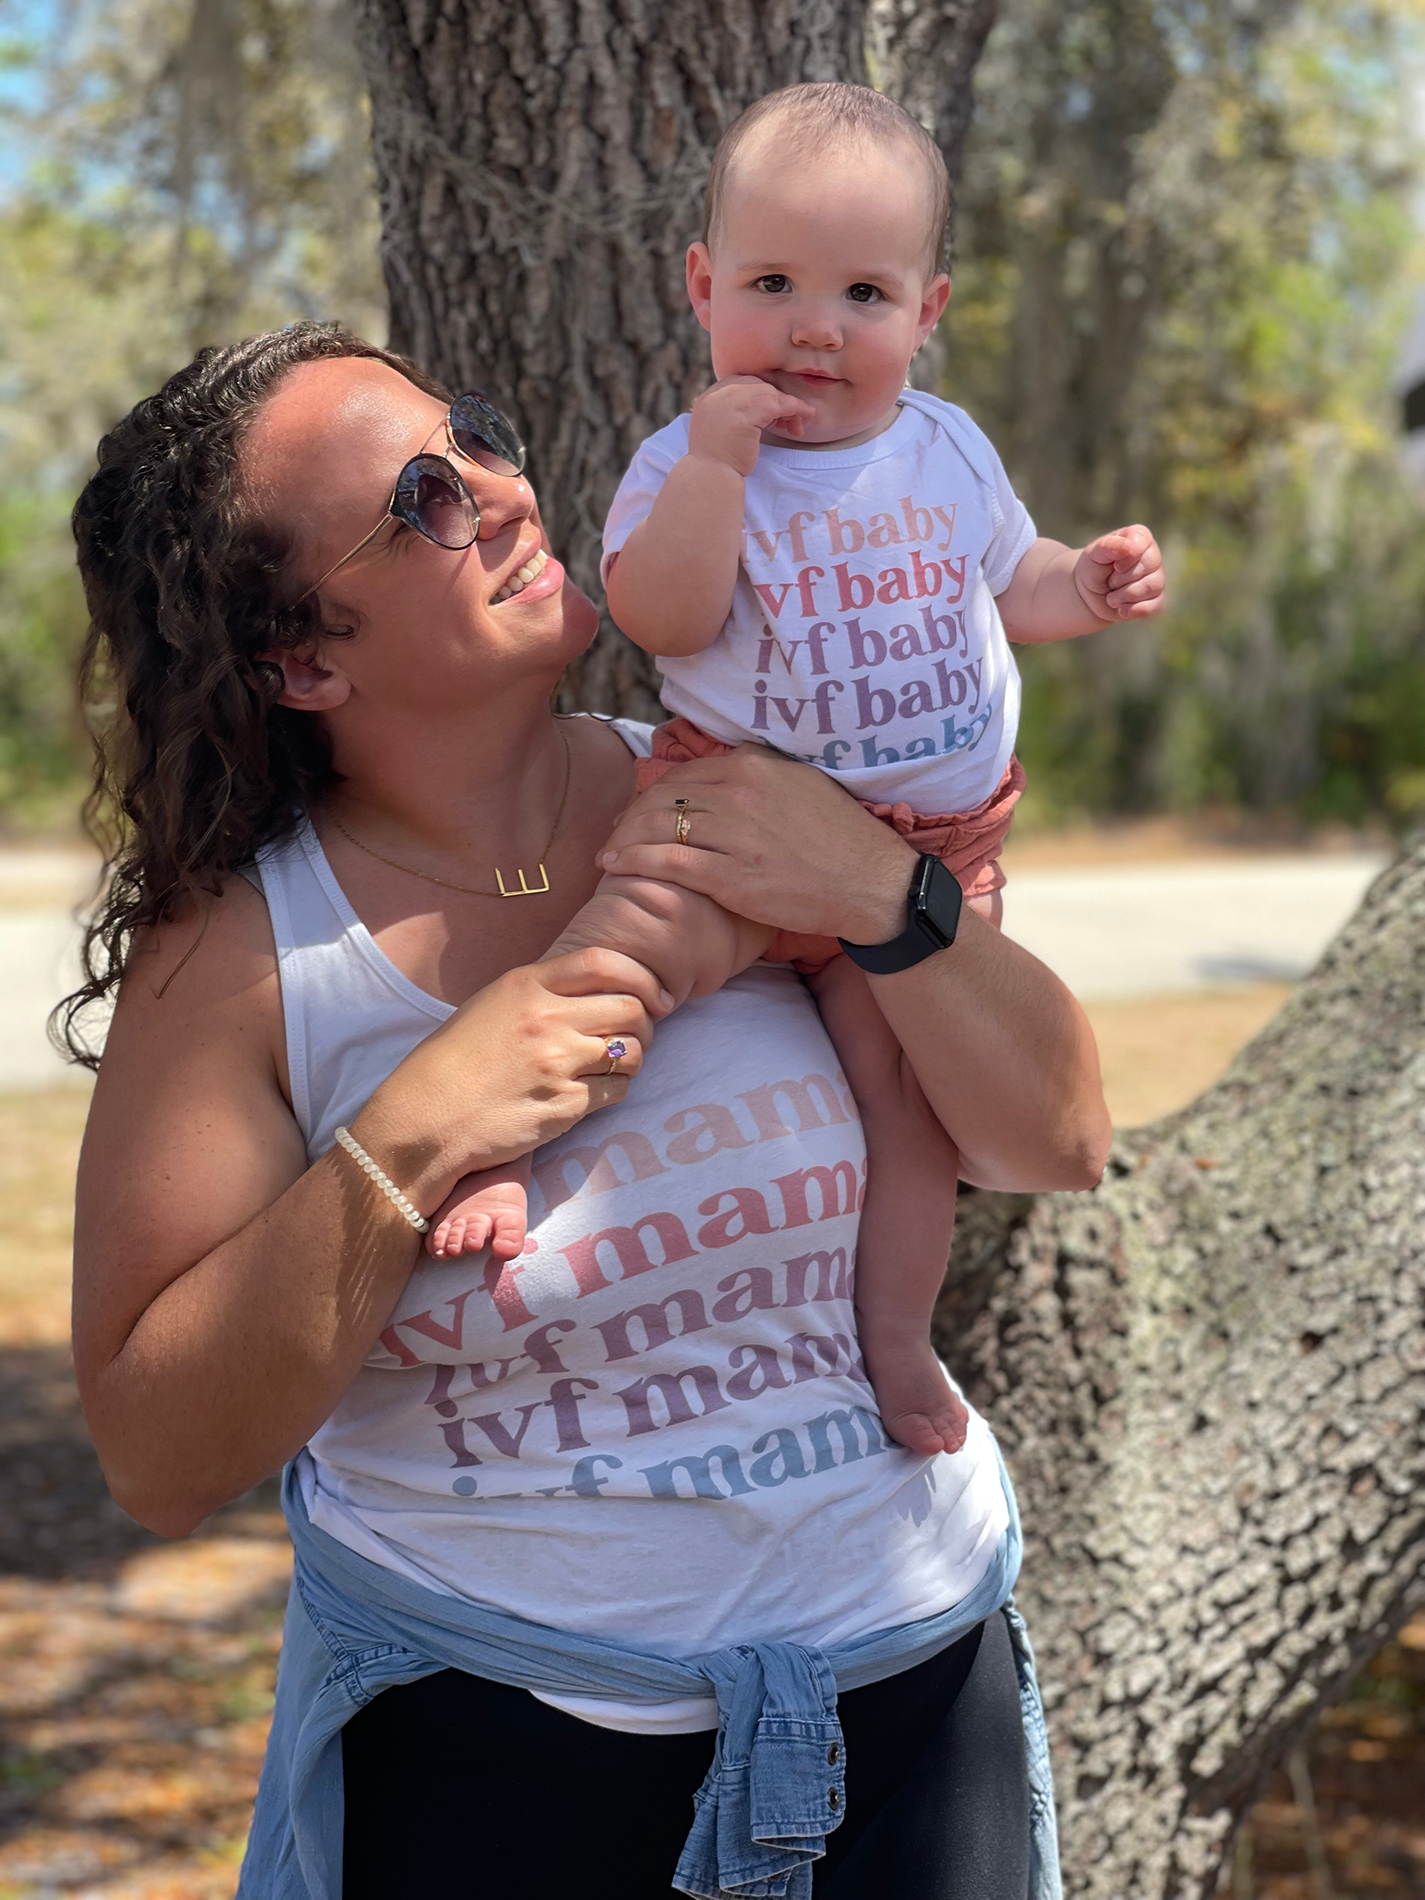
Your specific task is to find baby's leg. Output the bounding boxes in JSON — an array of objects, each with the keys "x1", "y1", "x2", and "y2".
[
  {"x1": 809, "y1": 954, "x2": 969, "y2": 1458},
  {"x1": 546, "y1": 872, "x2": 774, "y2": 1007},
  {"x1": 967, "y1": 886, "x2": 1002, "y2": 929},
  {"x1": 426, "y1": 1154, "x2": 532, "y2": 1262}
]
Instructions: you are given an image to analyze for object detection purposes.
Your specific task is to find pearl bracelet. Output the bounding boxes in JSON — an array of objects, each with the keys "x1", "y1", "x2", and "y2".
[{"x1": 333, "y1": 1126, "x2": 430, "y2": 1233}]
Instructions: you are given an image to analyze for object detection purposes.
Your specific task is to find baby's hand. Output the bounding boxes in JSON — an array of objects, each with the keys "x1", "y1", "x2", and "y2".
[
  {"x1": 687, "y1": 376, "x2": 815, "y2": 476},
  {"x1": 1074, "y1": 525, "x2": 1166, "y2": 622}
]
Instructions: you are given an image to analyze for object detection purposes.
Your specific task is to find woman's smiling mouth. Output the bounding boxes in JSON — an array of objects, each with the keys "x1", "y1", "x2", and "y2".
[{"x1": 491, "y1": 545, "x2": 549, "y2": 603}]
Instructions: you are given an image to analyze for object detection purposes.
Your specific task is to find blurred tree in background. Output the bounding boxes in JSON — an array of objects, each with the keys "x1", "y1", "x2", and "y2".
[
  {"x1": 945, "y1": 0, "x2": 1425, "y2": 825},
  {"x1": 0, "y1": 0, "x2": 1421, "y2": 828},
  {"x1": 0, "y1": 0, "x2": 382, "y2": 823}
]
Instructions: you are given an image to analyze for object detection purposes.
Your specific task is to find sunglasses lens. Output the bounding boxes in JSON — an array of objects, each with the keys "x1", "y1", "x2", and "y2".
[
  {"x1": 397, "y1": 456, "x2": 478, "y2": 548},
  {"x1": 450, "y1": 392, "x2": 527, "y2": 477}
]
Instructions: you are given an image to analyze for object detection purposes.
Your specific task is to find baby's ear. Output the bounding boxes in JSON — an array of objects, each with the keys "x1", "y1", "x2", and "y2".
[
  {"x1": 916, "y1": 273, "x2": 952, "y2": 347},
  {"x1": 686, "y1": 243, "x2": 715, "y2": 331}
]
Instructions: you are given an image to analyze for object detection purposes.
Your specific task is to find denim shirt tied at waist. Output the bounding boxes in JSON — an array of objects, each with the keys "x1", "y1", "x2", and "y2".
[{"x1": 237, "y1": 1451, "x2": 1061, "y2": 1900}]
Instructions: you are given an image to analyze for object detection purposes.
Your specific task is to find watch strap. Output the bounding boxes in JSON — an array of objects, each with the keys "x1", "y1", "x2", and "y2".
[{"x1": 838, "y1": 854, "x2": 962, "y2": 974}]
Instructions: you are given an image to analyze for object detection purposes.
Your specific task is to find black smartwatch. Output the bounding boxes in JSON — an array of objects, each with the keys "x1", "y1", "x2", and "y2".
[{"x1": 838, "y1": 854, "x2": 963, "y2": 974}]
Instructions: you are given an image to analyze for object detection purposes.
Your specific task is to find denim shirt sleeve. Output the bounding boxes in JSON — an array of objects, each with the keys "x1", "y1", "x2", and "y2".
[{"x1": 238, "y1": 1452, "x2": 1061, "y2": 1900}]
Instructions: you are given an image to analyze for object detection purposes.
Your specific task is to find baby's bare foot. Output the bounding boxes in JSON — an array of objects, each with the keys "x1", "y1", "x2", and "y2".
[
  {"x1": 858, "y1": 1317, "x2": 969, "y2": 1458},
  {"x1": 427, "y1": 1171, "x2": 529, "y2": 1262}
]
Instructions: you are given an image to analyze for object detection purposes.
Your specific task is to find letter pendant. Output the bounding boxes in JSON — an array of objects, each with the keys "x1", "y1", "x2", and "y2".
[{"x1": 495, "y1": 863, "x2": 551, "y2": 898}]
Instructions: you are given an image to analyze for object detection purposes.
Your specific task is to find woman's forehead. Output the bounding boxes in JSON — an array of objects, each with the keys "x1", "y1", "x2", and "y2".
[{"x1": 245, "y1": 359, "x2": 438, "y2": 486}]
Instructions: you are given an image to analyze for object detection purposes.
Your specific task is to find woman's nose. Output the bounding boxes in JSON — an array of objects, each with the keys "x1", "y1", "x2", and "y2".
[{"x1": 474, "y1": 471, "x2": 536, "y2": 541}]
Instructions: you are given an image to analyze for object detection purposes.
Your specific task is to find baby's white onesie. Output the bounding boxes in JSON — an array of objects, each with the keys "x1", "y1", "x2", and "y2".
[{"x1": 602, "y1": 389, "x2": 1036, "y2": 817}]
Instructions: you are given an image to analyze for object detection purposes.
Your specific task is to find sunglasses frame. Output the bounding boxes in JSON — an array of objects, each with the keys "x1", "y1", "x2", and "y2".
[{"x1": 293, "y1": 394, "x2": 527, "y2": 606}]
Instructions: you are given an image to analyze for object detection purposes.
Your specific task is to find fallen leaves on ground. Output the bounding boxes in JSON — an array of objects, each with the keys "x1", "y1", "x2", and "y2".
[{"x1": 0, "y1": 1535, "x2": 287, "y2": 1899}]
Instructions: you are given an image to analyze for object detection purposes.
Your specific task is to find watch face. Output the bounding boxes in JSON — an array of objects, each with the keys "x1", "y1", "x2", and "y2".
[{"x1": 916, "y1": 857, "x2": 962, "y2": 947}]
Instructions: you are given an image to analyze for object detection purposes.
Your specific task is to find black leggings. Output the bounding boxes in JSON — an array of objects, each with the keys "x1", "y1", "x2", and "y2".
[{"x1": 341, "y1": 1608, "x2": 1030, "y2": 1898}]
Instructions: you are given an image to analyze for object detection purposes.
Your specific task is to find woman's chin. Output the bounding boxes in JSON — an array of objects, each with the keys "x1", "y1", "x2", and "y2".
[{"x1": 554, "y1": 575, "x2": 602, "y2": 659}]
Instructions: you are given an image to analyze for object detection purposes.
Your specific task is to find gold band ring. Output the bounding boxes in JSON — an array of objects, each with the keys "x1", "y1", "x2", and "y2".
[
  {"x1": 603, "y1": 1036, "x2": 628, "y2": 1074},
  {"x1": 674, "y1": 798, "x2": 692, "y2": 848}
]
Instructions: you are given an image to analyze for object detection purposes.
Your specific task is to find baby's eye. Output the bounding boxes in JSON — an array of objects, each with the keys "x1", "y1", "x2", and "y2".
[
  {"x1": 846, "y1": 283, "x2": 882, "y2": 304},
  {"x1": 753, "y1": 274, "x2": 790, "y2": 295}
]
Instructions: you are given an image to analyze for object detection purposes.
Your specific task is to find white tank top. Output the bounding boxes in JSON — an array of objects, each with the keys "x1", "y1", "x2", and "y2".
[{"x1": 257, "y1": 718, "x2": 1007, "y2": 1733}]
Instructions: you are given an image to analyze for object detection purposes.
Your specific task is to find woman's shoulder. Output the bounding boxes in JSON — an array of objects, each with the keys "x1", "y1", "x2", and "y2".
[{"x1": 109, "y1": 872, "x2": 286, "y2": 1072}]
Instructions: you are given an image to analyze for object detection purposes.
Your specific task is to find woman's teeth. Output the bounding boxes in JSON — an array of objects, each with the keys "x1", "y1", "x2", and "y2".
[{"x1": 492, "y1": 546, "x2": 548, "y2": 603}]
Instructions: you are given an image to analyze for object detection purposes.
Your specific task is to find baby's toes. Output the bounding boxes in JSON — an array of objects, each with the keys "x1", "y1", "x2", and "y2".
[
  {"x1": 488, "y1": 1207, "x2": 529, "y2": 1262},
  {"x1": 436, "y1": 1215, "x2": 474, "y2": 1257},
  {"x1": 933, "y1": 1398, "x2": 970, "y2": 1456},
  {"x1": 883, "y1": 1410, "x2": 952, "y2": 1459},
  {"x1": 452, "y1": 1214, "x2": 495, "y2": 1256}
]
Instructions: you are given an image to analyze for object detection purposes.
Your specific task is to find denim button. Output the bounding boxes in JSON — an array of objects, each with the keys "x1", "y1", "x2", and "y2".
[
  {"x1": 827, "y1": 1787, "x2": 840, "y2": 1808},
  {"x1": 827, "y1": 1744, "x2": 839, "y2": 1764}
]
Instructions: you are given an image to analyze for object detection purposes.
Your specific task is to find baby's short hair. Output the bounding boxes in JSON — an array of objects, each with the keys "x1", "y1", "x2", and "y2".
[{"x1": 703, "y1": 82, "x2": 950, "y2": 278}]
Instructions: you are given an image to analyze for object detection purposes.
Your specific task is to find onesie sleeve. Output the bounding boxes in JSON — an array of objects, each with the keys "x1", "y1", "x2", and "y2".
[
  {"x1": 600, "y1": 417, "x2": 692, "y2": 587},
  {"x1": 908, "y1": 394, "x2": 1038, "y2": 596},
  {"x1": 968, "y1": 421, "x2": 1037, "y2": 597}
]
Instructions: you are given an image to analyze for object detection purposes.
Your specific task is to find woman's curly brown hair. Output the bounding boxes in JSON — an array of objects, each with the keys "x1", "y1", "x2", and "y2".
[{"x1": 57, "y1": 320, "x2": 449, "y2": 1066}]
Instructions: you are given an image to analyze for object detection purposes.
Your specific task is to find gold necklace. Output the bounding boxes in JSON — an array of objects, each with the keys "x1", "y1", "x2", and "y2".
[{"x1": 327, "y1": 726, "x2": 573, "y2": 899}]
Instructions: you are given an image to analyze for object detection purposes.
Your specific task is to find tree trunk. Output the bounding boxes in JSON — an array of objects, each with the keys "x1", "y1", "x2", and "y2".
[
  {"x1": 934, "y1": 831, "x2": 1425, "y2": 1896},
  {"x1": 349, "y1": 0, "x2": 994, "y2": 718}
]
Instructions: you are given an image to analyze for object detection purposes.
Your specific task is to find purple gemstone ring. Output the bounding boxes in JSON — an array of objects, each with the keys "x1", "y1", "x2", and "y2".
[{"x1": 603, "y1": 1037, "x2": 628, "y2": 1074}]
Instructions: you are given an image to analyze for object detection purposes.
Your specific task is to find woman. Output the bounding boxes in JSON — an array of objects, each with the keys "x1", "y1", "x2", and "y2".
[{"x1": 67, "y1": 322, "x2": 1109, "y2": 1900}]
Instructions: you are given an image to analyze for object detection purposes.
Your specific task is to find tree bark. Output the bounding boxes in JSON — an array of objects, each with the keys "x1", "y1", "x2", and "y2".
[
  {"x1": 349, "y1": 0, "x2": 994, "y2": 717},
  {"x1": 868, "y1": 0, "x2": 999, "y2": 216},
  {"x1": 934, "y1": 831, "x2": 1425, "y2": 1896}
]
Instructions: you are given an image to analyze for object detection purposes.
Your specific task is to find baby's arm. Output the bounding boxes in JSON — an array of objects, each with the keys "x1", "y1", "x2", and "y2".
[
  {"x1": 426, "y1": 876, "x2": 773, "y2": 1260},
  {"x1": 997, "y1": 525, "x2": 1166, "y2": 644},
  {"x1": 606, "y1": 378, "x2": 813, "y2": 658}
]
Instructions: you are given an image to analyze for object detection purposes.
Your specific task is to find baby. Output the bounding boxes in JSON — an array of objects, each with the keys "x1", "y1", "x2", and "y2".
[{"x1": 428, "y1": 82, "x2": 1165, "y2": 1457}]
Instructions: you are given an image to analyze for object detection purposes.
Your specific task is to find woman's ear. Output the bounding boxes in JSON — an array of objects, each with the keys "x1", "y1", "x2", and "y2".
[{"x1": 255, "y1": 643, "x2": 353, "y2": 713}]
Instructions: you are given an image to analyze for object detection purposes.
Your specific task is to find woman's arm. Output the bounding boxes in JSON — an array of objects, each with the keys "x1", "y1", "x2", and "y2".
[
  {"x1": 73, "y1": 879, "x2": 665, "y2": 1536},
  {"x1": 595, "y1": 746, "x2": 1111, "y2": 1192},
  {"x1": 867, "y1": 905, "x2": 1107, "y2": 1190}
]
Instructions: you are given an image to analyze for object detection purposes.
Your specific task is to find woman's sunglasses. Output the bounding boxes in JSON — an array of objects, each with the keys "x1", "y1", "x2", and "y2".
[{"x1": 294, "y1": 392, "x2": 527, "y2": 604}]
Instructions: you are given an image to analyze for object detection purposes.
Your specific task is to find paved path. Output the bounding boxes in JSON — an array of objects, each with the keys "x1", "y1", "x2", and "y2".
[
  {"x1": 0, "y1": 854, "x2": 101, "y2": 1090},
  {"x1": 1000, "y1": 852, "x2": 1388, "y2": 1001},
  {"x1": 0, "y1": 847, "x2": 1393, "y2": 1088}
]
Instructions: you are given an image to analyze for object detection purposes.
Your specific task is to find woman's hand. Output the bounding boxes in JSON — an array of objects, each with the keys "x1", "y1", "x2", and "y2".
[
  {"x1": 596, "y1": 744, "x2": 918, "y2": 947},
  {"x1": 73, "y1": 897, "x2": 666, "y2": 1536},
  {"x1": 599, "y1": 743, "x2": 1110, "y2": 1193},
  {"x1": 354, "y1": 948, "x2": 667, "y2": 1214}
]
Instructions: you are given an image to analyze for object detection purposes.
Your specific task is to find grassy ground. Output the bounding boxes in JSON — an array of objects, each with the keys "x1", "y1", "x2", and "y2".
[{"x1": 0, "y1": 1016, "x2": 1420, "y2": 1897}]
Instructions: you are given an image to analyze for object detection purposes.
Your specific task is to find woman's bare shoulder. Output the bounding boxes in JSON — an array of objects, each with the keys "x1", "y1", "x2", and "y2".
[{"x1": 102, "y1": 871, "x2": 289, "y2": 1097}]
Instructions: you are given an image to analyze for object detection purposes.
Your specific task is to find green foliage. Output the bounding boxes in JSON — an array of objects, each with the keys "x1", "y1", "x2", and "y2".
[
  {"x1": 946, "y1": 0, "x2": 1425, "y2": 824},
  {"x1": 0, "y1": 0, "x2": 383, "y2": 827}
]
